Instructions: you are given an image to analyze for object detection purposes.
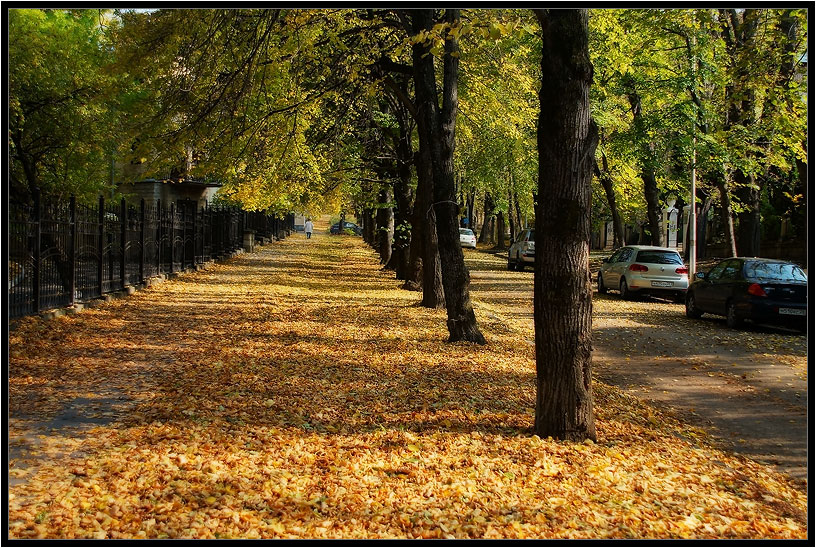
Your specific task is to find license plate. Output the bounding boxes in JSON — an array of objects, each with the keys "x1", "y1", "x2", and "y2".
[
  {"x1": 651, "y1": 281, "x2": 673, "y2": 288},
  {"x1": 779, "y1": 307, "x2": 806, "y2": 316}
]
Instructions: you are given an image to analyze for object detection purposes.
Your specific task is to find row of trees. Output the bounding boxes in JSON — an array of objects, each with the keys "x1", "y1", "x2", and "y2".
[{"x1": 8, "y1": 8, "x2": 807, "y2": 441}]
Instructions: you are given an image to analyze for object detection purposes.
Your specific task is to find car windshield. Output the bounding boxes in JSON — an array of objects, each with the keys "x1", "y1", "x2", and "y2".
[
  {"x1": 635, "y1": 250, "x2": 682, "y2": 265},
  {"x1": 459, "y1": 229, "x2": 474, "y2": 236},
  {"x1": 744, "y1": 261, "x2": 807, "y2": 282},
  {"x1": 526, "y1": 231, "x2": 534, "y2": 242}
]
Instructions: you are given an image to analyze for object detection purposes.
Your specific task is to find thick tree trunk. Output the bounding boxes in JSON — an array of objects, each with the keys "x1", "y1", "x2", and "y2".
[
  {"x1": 533, "y1": 8, "x2": 597, "y2": 441},
  {"x1": 413, "y1": 8, "x2": 483, "y2": 343},
  {"x1": 415, "y1": 131, "x2": 445, "y2": 307},
  {"x1": 494, "y1": 211, "x2": 507, "y2": 250}
]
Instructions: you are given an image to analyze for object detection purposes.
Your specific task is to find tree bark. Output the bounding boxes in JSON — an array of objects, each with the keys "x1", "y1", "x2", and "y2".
[
  {"x1": 594, "y1": 153, "x2": 625, "y2": 248},
  {"x1": 508, "y1": 191, "x2": 516, "y2": 244},
  {"x1": 478, "y1": 192, "x2": 495, "y2": 244},
  {"x1": 415, "y1": 128, "x2": 445, "y2": 307},
  {"x1": 533, "y1": 8, "x2": 597, "y2": 441},
  {"x1": 715, "y1": 174, "x2": 738, "y2": 257},
  {"x1": 413, "y1": 8, "x2": 483, "y2": 342},
  {"x1": 377, "y1": 185, "x2": 394, "y2": 265},
  {"x1": 494, "y1": 210, "x2": 507, "y2": 250}
]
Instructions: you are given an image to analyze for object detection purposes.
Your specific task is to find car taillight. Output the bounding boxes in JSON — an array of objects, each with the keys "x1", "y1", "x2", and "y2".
[
  {"x1": 675, "y1": 267, "x2": 689, "y2": 275},
  {"x1": 747, "y1": 283, "x2": 767, "y2": 297},
  {"x1": 629, "y1": 264, "x2": 648, "y2": 272}
]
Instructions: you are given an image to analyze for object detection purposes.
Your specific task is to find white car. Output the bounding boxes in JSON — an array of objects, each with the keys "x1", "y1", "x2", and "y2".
[
  {"x1": 508, "y1": 228, "x2": 535, "y2": 271},
  {"x1": 459, "y1": 228, "x2": 476, "y2": 249},
  {"x1": 597, "y1": 245, "x2": 689, "y2": 302}
]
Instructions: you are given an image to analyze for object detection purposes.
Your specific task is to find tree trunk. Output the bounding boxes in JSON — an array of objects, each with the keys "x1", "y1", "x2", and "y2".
[
  {"x1": 377, "y1": 185, "x2": 394, "y2": 265},
  {"x1": 494, "y1": 211, "x2": 506, "y2": 250},
  {"x1": 415, "y1": 125, "x2": 445, "y2": 307},
  {"x1": 413, "y1": 8, "x2": 483, "y2": 343},
  {"x1": 696, "y1": 194, "x2": 713, "y2": 260},
  {"x1": 514, "y1": 192, "x2": 523, "y2": 232},
  {"x1": 625, "y1": 89, "x2": 662, "y2": 246},
  {"x1": 735, "y1": 174, "x2": 761, "y2": 257},
  {"x1": 508, "y1": 191, "x2": 516, "y2": 244},
  {"x1": 594, "y1": 153, "x2": 625, "y2": 248},
  {"x1": 715, "y1": 176, "x2": 738, "y2": 257},
  {"x1": 467, "y1": 189, "x2": 476, "y2": 230},
  {"x1": 478, "y1": 192, "x2": 495, "y2": 243},
  {"x1": 533, "y1": 8, "x2": 597, "y2": 441}
]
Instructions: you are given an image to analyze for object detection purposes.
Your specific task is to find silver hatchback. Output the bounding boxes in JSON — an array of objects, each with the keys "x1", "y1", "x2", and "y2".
[{"x1": 598, "y1": 245, "x2": 689, "y2": 302}]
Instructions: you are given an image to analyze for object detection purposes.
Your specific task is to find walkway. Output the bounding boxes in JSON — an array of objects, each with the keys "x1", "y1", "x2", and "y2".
[{"x1": 7, "y1": 226, "x2": 807, "y2": 539}]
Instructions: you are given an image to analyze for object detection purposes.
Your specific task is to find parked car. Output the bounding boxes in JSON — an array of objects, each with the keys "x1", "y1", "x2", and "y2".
[
  {"x1": 598, "y1": 245, "x2": 689, "y2": 302},
  {"x1": 508, "y1": 228, "x2": 535, "y2": 271},
  {"x1": 330, "y1": 221, "x2": 362, "y2": 235},
  {"x1": 685, "y1": 258, "x2": 807, "y2": 332},
  {"x1": 459, "y1": 228, "x2": 477, "y2": 249}
]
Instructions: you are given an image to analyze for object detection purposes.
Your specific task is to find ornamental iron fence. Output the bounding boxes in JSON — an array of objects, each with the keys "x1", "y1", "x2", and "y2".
[{"x1": 8, "y1": 192, "x2": 292, "y2": 319}]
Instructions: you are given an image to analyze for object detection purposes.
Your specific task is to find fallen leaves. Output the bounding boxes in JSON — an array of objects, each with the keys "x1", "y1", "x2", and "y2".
[{"x1": 7, "y1": 231, "x2": 808, "y2": 539}]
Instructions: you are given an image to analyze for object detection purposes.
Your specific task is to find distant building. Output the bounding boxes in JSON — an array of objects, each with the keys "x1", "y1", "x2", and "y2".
[{"x1": 118, "y1": 178, "x2": 222, "y2": 209}]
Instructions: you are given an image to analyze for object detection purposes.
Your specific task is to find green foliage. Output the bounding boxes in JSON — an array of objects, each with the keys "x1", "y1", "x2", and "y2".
[{"x1": 9, "y1": 9, "x2": 132, "y2": 204}]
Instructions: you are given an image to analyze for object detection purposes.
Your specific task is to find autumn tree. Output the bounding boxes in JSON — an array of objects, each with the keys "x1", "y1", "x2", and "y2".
[
  {"x1": 533, "y1": 8, "x2": 597, "y2": 441},
  {"x1": 9, "y1": 9, "x2": 132, "y2": 205}
]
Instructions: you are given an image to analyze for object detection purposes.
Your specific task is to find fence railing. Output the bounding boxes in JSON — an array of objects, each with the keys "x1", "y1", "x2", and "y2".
[{"x1": 8, "y1": 193, "x2": 293, "y2": 319}]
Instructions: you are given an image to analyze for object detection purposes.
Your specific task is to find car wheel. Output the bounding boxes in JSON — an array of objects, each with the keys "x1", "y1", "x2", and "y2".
[
  {"x1": 726, "y1": 301, "x2": 743, "y2": 329},
  {"x1": 597, "y1": 273, "x2": 607, "y2": 294},
  {"x1": 507, "y1": 258, "x2": 515, "y2": 271},
  {"x1": 619, "y1": 278, "x2": 631, "y2": 300},
  {"x1": 685, "y1": 292, "x2": 703, "y2": 319}
]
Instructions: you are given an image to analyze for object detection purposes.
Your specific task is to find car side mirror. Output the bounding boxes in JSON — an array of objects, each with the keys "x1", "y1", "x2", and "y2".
[{"x1": 695, "y1": 272, "x2": 706, "y2": 280}]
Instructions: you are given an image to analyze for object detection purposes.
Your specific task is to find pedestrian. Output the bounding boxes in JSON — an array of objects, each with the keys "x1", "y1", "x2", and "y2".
[{"x1": 305, "y1": 218, "x2": 314, "y2": 239}]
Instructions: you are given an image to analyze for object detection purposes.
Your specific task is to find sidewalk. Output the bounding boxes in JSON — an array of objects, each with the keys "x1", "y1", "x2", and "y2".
[{"x1": 8, "y1": 231, "x2": 807, "y2": 539}]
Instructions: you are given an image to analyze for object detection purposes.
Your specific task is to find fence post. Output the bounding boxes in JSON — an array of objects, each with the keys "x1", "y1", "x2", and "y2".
[
  {"x1": 139, "y1": 199, "x2": 145, "y2": 283},
  {"x1": 192, "y1": 203, "x2": 198, "y2": 265},
  {"x1": 156, "y1": 199, "x2": 162, "y2": 275},
  {"x1": 69, "y1": 195, "x2": 77, "y2": 306},
  {"x1": 98, "y1": 195, "x2": 105, "y2": 297},
  {"x1": 120, "y1": 198, "x2": 127, "y2": 289},
  {"x1": 182, "y1": 201, "x2": 188, "y2": 269},
  {"x1": 169, "y1": 202, "x2": 175, "y2": 274},
  {"x1": 32, "y1": 190, "x2": 41, "y2": 314}
]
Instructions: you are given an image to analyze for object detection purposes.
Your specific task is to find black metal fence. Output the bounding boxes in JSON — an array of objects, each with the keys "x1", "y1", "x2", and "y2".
[{"x1": 8, "y1": 193, "x2": 293, "y2": 319}]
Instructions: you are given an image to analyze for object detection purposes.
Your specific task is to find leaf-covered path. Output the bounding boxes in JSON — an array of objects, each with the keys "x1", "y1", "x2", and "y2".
[{"x1": 8, "y1": 226, "x2": 807, "y2": 539}]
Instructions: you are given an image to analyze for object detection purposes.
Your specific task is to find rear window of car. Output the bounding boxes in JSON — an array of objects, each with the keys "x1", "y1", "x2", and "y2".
[
  {"x1": 459, "y1": 229, "x2": 474, "y2": 236},
  {"x1": 635, "y1": 250, "x2": 683, "y2": 265},
  {"x1": 526, "y1": 230, "x2": 534, "y2": 242},
  {"x1": 744, "y1": 261, "x2": 807, "y2": 282}
]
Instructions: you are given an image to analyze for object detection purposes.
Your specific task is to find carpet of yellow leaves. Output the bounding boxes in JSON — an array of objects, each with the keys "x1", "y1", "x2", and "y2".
[{"x1": 8, "y1": 229, "x2": 807, "y2": 539}]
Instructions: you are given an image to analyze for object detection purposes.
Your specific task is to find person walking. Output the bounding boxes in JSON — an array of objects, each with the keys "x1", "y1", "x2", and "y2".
[{"x1": 305, "y1": 218, "x2": 314, "y2": 239}]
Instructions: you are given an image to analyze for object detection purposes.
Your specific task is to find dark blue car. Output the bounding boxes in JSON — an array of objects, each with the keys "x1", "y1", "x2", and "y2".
[{"x1": 685, "y1": 258, "x2": 807, "y2": 332}]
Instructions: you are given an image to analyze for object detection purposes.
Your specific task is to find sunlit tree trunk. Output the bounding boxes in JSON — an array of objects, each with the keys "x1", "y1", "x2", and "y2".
[{"x1": 413, "y1": 8, "x2": 482, "y2": 342}]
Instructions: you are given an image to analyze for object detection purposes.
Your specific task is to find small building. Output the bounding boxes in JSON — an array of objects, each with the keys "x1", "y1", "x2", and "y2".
[{"x1": 118, "y1": 178, "x2": 222, "y2": 209}]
